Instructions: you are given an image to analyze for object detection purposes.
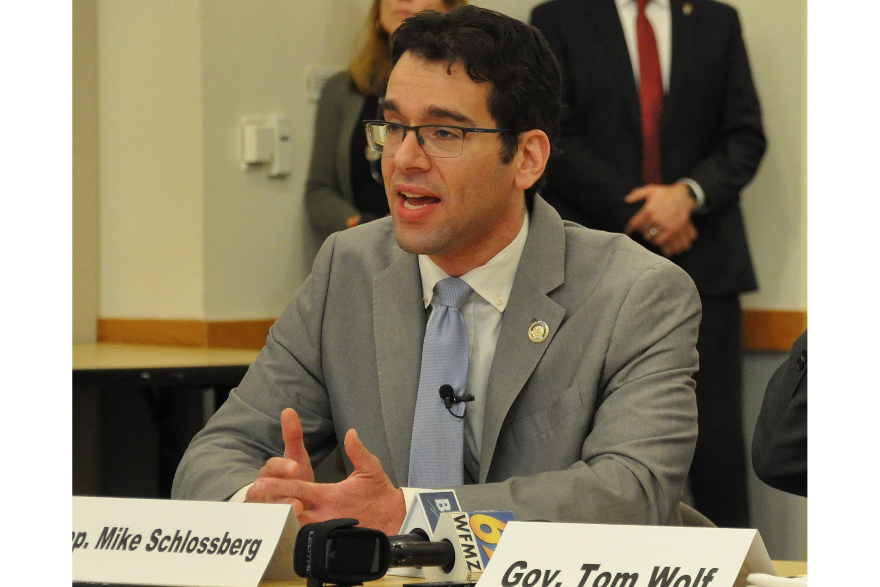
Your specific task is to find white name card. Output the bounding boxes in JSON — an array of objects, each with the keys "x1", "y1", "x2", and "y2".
[
  {"x1": 72, "y1": 496, "x2": 300, "y2": 587},
  {"x1": 478, "y1": 521, "x2": 775, "y2": 587}
]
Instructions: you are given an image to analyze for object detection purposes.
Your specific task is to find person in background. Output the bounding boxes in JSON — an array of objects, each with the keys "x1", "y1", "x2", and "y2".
[
  {"x1": 305, "y1": 0, "x2": 466, "y2": 238},
  {"x1": 752, "y1": 330, "x2": 807, "y2": 497},
  {"x1": 530, "y1": 0, "x2": 766, "y2": 528}
]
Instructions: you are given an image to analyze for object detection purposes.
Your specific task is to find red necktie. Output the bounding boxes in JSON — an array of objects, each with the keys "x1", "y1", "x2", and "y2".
[{"x1": 637, "y1": 0, "x2": 663, "y2": 184}]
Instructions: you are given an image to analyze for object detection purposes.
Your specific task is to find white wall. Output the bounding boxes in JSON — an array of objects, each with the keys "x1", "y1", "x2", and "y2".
[
  {"x1": 73, "y1": 0, "x2": 100, "y2": 342},
  {"x1": 98, "y1": 0, "x2": 205, "y2": 319},
  {"x1": 95, "y1": 0, "x2": 806, "y2": 321},
  {"x1": 734, "y1": 0, "x2": 808, "y2": 311},
  {"x1": 96, "y1": 0, "x2": 375, "y2": 320},
  {"x1": 199, "y1": 0, "x2": 368, "y2": 319}
]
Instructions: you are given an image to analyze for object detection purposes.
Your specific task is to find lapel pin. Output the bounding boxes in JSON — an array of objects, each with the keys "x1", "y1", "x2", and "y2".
[
  {"x1": 683, "y1": 2, "x2": 693, "y2": 15},
  {"x1": 528, "y1": 320, "x2": 550, "y2": 343}
]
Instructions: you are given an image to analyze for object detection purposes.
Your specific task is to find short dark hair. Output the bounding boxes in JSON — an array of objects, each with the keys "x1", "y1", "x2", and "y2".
[{"x1": 390, "y1": 6, "x2": 561, "y2": 199}]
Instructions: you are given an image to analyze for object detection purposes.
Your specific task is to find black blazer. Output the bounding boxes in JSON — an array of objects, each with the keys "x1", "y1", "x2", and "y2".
[
  {"x1": 752, "y1": 330, "x2": 807, "y2": 497},
  {"x1": 531, "y1": 0, "x2": 766, "y2": 295}
]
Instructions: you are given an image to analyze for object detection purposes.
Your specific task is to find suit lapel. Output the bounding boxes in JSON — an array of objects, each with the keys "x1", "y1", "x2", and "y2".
[
  {"x1": 665, "y1": 0, "x2": 694, "y2": 125},
  {"x1": 373, "y1": 248, "x2": 425, "y2": 486},
  {"x1": 479, "y1": 198, "x2": 567, "y2": 482},
  {"x1": 589, "y1": 0, "x2": 642, "y2": 134}
]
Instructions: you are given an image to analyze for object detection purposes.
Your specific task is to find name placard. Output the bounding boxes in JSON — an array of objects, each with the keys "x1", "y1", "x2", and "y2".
[
  {"x1": 479, "y1": 521, "x2": 775, "y2": 587},
  {"x1": 72, "y1": 496, "x2": 300, "y2": 587}
]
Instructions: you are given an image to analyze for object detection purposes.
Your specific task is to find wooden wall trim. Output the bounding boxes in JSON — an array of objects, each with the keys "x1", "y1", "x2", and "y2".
[
  {"x1": 206, "y1": 320, "x2": 276, "y2": 349},
  {"x1": 742, "y1": 309, "x2": 807, "y2": 352},
  {"x1": 99, "y1": 310, "x2": 805, "y2": 352},
  {"x1": 97, "y1": 319, "x2": 273, "y2": 349},
  {"x1": 97, "y1": 319, "x2": 207, "y2": 347}
]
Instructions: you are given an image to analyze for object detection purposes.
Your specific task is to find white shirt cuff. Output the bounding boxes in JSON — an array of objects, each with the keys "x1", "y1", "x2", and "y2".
[
  {"x1": 228, "y1": 483, "x2": 252, "y2": 503},
  {"x1": 679, "y1": 177, "x2": 705, "y2": 212}
]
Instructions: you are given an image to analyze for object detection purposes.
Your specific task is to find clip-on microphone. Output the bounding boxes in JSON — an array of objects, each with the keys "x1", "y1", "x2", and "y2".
[{"x1": 438, "y1": 384, "x2": 474, "y2": 419}]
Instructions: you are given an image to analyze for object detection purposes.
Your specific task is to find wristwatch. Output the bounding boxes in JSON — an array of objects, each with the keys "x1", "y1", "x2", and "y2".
[{"x1": 681, "y1": 181, "x2": 704, "y2": 212}]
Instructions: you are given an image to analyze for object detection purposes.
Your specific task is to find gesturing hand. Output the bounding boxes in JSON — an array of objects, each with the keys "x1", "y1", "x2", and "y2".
[
  {"x1": 246, "y1": 409, "x2": 406, "y2": 536},
  {"x1": 296, "y1": 429, "x2": 406, "y2": 536},
  {"x1": 245, "y1": 408, "x2": 314, "y2": 511}
]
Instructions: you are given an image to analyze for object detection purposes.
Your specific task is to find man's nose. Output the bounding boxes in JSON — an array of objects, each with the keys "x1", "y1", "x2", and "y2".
[{"x1": 392, "y1": 129, "x2": 431, "y2": 170}]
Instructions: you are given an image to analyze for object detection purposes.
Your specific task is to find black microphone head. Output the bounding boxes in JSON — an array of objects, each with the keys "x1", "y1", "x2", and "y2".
[
  {"x1": 439, "y1": 384, "x2": 454, "y2": 409},
  {"x1": 438, "y1": 384, "x2": 455, "y2": 401}
]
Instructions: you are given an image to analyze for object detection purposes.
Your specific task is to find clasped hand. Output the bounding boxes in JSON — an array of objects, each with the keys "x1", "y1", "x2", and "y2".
[
  {"x1": 245, "y1": 408, "x2": 406, "y2": 536},
  {"x1": 624, "y1": 182, "x2": 698, "y2": 257}
]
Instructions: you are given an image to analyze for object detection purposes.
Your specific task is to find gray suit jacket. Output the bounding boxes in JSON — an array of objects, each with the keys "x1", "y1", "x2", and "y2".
[
  {"x1": 304, "y1": 71, "x2": 366, "y2": 237},
  {"x1": 172, "y1": 197, "x2": 701, "y2": 525}
]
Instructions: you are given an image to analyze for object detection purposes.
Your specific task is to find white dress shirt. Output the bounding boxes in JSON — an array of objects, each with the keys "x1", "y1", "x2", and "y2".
[{"x1": 615, "y1": 0, "x2": 672, "y2": 92}]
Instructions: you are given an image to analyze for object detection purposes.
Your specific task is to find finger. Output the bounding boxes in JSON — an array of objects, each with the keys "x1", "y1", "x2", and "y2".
[
  {"x1": 662, "y1": 242, "x2": 681, "y2": 257},
  {"x1": 666, "y1": 233, "x2": 693, "y2": 256},
  {"x1": 624, "y1": 185, "x2": 651, "y2": 203},
  {"x1": 251, "y1": 476, "x2": 318, "y2": 505},
  {"x1": 625, "y1": 211, "x2": 649, "y2": 234},
  {"x1": 298, "y1": 507, "x2": 332, "y2": 527},
  {"x1": 245, "y1": 481, "x2": 305, "y2": 508},
  {"x1": 258, "y1": 456, "x2": 305, "y2": 479},
  {"x1": 247, "y1": 489, "x2": 307, "y2": 512},
  {"x1": 281, "y1": 408, "x2": 310, "y2": 465},
  {"x1": 661, "y1": 242, "x2": 678, "y2": 257},
  {"x1": 344, "y1": 429, "x2": 381, "y2": 474}
]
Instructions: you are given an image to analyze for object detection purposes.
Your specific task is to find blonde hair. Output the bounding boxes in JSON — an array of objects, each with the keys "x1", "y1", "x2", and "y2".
[{"x1": 348, "y1": 0, "x2": 467, "y2": 96}]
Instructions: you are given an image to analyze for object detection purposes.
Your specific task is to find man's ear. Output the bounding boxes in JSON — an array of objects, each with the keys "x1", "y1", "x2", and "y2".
[{"x1": 513, "y1": 130, "x2": 551, "y2": 192}]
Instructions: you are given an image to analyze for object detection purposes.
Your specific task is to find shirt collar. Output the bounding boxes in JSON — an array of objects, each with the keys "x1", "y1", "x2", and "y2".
[
  {"x1": 418, "y1": 211, "x2": 530, "y2": 313},
  {"x1": 616, "y1": 0, "x2": 669, "y2": 9}
]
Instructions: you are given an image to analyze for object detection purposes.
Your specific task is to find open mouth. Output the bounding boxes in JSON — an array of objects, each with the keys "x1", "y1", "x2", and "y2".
[{"x1": 401, "y1": 191, "x2": 440, "y2": 210}]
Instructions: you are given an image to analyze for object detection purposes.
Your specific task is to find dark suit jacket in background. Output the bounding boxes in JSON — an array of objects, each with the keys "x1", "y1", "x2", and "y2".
[
  {"x1": 172, "y1": 197, "x2": 701, "y2": 526},
  {"x1": 530, "y1": 0, "x2": 766, "y2": 296},
  {"x1": 304, "y1": 71, "x2": 367, "y2": 237},
  {"x1": 752, "y1": 330, "x2": 807, "y2": 497}
]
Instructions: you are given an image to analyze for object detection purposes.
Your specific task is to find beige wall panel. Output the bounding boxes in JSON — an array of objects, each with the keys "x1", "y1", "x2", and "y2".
[
  {"x1": 90, "y1": 0, "x2": 806, "y2": 321},
  {"x1": 200, "y1": 0, "x2": 368, "y2": 320},
  {"x1": 734, "y1": 0, "x2": 808, "y2": 311},
  {"x1": 73, "y1": 0, "x2": 100, "y2": 342},
  {"x1": 98, "y1": 0, "x2": 205, "y2": 319}
]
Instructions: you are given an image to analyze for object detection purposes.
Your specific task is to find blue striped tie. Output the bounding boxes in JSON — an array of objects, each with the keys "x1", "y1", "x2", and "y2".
[{"x1": 408, "y1": 277, "x2": 473, "y2": 488}]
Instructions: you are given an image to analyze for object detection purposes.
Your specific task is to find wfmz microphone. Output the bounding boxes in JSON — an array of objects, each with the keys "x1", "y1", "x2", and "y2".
[
  {"x1": 418, "y1": 511, "x2": 485, "y2": 583},
  {"x1": 293, "y1": 512, "x2": 485, "y2": 586},
  {"x1": 438, "y1": 384, "x2": 475, "y2": 418}
]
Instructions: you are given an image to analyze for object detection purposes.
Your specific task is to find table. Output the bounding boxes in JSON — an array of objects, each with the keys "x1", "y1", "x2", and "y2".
[
  {"x1": 257, "y1": 562, "x2": 807, "y2": 587},
  {"x1": 771, "y1": 560, "x2": 808, "y2": 578},
  {"x1": 73, "y1": 343, "x2": 260, "y2": 497},
  {"x1": 73, "y1": 343, "x2": 260, "y2": 386}
]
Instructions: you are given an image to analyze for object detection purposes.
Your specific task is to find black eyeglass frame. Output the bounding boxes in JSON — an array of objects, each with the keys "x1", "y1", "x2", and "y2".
[{"x1": 362, "y1": 120, "x2": 515, "y2": 158}]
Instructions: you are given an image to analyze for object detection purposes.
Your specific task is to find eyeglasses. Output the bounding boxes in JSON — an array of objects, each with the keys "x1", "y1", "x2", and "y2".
[{"x1": 363, "y1": 120, "x2": 514, "y2": 159}]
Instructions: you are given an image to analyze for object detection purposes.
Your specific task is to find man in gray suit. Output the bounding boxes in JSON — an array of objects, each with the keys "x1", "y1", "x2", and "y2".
[{"x1": 172, "y1": 7, "x2": 701, "y2": 535}]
